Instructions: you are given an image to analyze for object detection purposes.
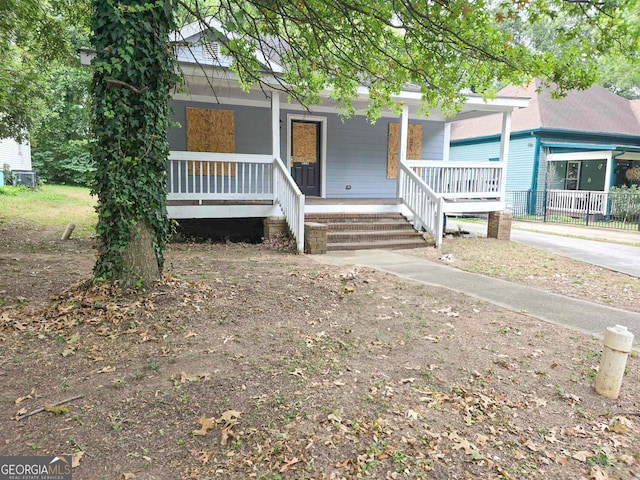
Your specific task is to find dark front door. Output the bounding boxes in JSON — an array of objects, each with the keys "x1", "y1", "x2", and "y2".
[{"x1": 291, "y1": 120, "x2": 321, "y2": 196}]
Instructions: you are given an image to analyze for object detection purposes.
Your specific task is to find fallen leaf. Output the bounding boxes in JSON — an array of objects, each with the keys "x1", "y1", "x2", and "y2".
[
  {"x1": 94, "y1": 366, "x2": 116, "y2": 374},
  {"x1": 218, "y1": 410, "x2": 241, "y2": 424},
  {"x1": 572, "y1": 450, "x2": 594, "y2": 462},
  {"x1": 279, "y1": 456, "x2": 300, "y2": 473},
  {"x1": 15, "y1": 389, "x2": 35, "y2": 404},
  {"x1": 121, "y1": 474, "x2": 135, "y2": 480},
  {"x1": 453, "y1": 437, "x2": 477, "y2": 454},
  {"x1": 609, "y1": 418, "x2": 628, "y2": 434},
  {"x1": 590, "y1": 465, "x2": 610, "y2": 479},
  {"x1": 184, "y1": 331, "x2": 197, "y2": 338},
  {"x1": 72, "y1": 451, "x2": 84, "y2": 468},
  {"x1": 192, "y1": 416, "x2": 216, "y2": 436}
]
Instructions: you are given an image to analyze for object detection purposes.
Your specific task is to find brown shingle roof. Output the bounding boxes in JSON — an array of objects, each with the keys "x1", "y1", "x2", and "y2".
[{"x1": 451, "y1": 80, "x2": 640, "y2": 140}]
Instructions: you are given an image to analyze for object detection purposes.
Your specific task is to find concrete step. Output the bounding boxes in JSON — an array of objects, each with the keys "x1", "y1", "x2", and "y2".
[
  {"x1": 328, "y1": 230, "x2": 425, "y2": 243},
  {"x1": 326, "y1": 238, "x2": 429, "y2": 251},
  {"x1": 326, "y1": 222, "x2": 416, "y2": 232}
]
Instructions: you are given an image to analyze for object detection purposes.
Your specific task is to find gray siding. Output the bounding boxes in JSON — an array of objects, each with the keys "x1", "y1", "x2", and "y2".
[
  {"x1": 169, "y1": 100, "x2": 272, "y2": 155},
  {"x1": 170, "y1": 99, "x2": 445, "y2": 198}
]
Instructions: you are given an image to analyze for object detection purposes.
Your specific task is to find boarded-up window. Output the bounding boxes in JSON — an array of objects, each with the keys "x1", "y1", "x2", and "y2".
[
  {"x1": 292, "y1": 122, "x2": 318, "y2": 163},
  {"x1": 186, "y1": 107, "x2": 235, "y2": 175},
  {"x1": 387, "y1": 123, "x2": 423, "y2": 179}
]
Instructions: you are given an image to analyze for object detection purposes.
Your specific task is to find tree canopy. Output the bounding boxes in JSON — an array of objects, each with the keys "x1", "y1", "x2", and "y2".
[{"x1": 179, "y1": 0, "x2": 636, "y2": 118}]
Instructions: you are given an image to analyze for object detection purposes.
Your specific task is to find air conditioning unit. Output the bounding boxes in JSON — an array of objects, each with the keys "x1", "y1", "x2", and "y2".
[{"x1": 12, "y1": 170, "x2": 38, "y2": 188}]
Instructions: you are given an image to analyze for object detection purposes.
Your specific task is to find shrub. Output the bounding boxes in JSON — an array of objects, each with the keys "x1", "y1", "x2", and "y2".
[{"x1": 610, "y1": 185, "x2": 640, "y2": 222}]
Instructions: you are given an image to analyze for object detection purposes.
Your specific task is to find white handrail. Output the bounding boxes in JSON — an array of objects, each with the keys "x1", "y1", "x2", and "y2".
[
  {"x1": 273, "y1": 157, "x2": 305, "y2": 253},
  {"x1": 398, "y1": 162, "x2": 444, "y2": 247},
  {"x1": 409, "y1": 161, "x2": 504, "y2": 199}
]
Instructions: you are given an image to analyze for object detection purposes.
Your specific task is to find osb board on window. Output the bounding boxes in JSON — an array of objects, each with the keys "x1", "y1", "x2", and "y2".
[
  {"x1": 292, "y1": 122, "x2": 318, "y2": 163},
  {"x1": 387, "y1": 123, "x2": 423, "y2": 179},
  {"x1": 186, "y1": 107, "x2": 235, "y2": 176}
]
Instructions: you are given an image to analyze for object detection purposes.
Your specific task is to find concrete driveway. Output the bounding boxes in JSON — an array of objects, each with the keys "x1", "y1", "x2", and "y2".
[{"x1": 448, "y1": 219, "x2": 640, "y2": 278}]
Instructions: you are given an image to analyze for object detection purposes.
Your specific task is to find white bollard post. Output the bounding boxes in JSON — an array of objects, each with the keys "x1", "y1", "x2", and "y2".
[{"x1": 594, "y1": 325, "x2": 634, "y2": 399}]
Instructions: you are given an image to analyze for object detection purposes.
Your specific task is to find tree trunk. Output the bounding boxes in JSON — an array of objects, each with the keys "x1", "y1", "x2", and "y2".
[
  {"x1": 115, "y1": 221, "x2": 161, "y2": 288},
  {"x1": 90, "y1": 0, "x2": 178, "y2": 287}
]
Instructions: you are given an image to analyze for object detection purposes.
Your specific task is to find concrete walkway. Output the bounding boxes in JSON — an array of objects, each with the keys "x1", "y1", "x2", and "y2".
[
  {"x1": 449, "y1": 220, "x2": 640, "y2": 278},
  {"x1": 312, "y1": 249, "x2": 640, "y2": 346}
]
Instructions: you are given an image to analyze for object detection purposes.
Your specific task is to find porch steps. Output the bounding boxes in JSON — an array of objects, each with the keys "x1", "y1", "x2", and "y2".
[{"x1": 304, "y1": 213, "x2": 430, "y2": 251}]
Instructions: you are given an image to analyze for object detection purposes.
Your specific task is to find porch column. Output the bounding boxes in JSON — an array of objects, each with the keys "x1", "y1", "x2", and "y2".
[
  {"x1": 396, "y1": 104, "x2": 410, "y2": 198},
  {"x1": 271, "y1": 92, "x2": 281, "y2": 159},
  {"x1": 498, "y1": 110, "x2": 512, "y2": 201},
  {"x1": 603, "y1": 152, "x2": 614, "y2": 193},
  {"x1": 442, "y1": 122, "x2": 451, "y2": 161}
]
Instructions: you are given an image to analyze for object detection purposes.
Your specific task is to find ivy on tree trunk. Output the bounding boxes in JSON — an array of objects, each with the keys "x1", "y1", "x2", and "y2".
[{"x1": 90, "y1": 0, "x2": 178, "y2": 287}]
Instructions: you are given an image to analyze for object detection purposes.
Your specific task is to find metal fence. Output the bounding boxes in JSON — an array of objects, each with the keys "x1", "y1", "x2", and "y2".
[{"x1": 507, "y1": 190, "x2": 640, "y2": 231}]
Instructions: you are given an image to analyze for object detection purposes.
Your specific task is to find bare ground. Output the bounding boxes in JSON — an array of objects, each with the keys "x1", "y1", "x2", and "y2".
[{"x1": 0, "y1": 220, "x2": 639, "y2": 480}]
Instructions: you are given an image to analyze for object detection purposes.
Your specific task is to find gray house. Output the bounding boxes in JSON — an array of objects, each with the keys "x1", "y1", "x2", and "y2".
[
  {"x1": 164, "y1": 17, "x2": 529, "y2": 250},
  {"x1": 450, "y1": 80, "x2": 640, "y2": 220}
]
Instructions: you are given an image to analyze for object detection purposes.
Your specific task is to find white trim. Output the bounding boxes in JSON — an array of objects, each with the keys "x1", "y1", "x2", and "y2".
[
  {"x1": 172, "y1": 92, "x2": 272, "y2": 108},
  {"x1": 286, "y1": 114, "x2": 328, "y2": 198},
  {"x1": 271, "y1": 92, "x2": 280, "y2": 158},
  {"x1": 547, "y1": 151, "x2": 611, "y2": 161},
  {"x1": 442, "y1": 123, "x2": 451, "y2": 161},
  {"x1": 168, "y1": 204, "x2": 281, "y2": 219},
  {"x1": 498, "y1": 111, "x2": 511, "y2": 201},
  {"x1": 304, "y1": 203, "x2": 402, "y2": 214}
]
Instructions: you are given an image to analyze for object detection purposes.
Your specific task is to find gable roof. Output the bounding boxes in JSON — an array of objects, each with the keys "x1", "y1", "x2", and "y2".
[{"x1": 451, "y1": 79, "x2": 640, "y2": 140}]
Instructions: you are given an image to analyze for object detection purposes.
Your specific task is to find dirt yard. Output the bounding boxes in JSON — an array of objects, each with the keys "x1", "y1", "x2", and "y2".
[{"x1": 0, "y1": 220, "x2": 639, "y2": 479}]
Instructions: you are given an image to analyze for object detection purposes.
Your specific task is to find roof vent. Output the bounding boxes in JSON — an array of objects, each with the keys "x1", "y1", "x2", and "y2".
[{"x1": 202, "y1": 41, "x2": 220, "y2": 60}]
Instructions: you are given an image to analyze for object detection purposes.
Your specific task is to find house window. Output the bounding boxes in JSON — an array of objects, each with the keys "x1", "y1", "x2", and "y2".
[
  {"x1": 565, "y1": 161, "x2": 580, "y2": 190},
  {"x1": 202, "y1": 41, "x2": 220, "y2": 60}
]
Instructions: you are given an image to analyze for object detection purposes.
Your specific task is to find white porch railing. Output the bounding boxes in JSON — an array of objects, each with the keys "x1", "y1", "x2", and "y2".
[
  {"x1": 167, "y1": 151, "x2": 304, "y2": 252},
  {"x1": 399, "y1": 162, "x2": 445, "y2": 247},
  {"x1": 409, "y1": 161, "x2": 504, "y2": 199},
  {"x1": 273, "y1": 157, "x2": 305, "y2": 252},
  {"x1": 546, "y1": 190, "x2": 608, "y2": 216},
  {"x1": 167, "y1": 151, "x2": 274, "y2": 200}
]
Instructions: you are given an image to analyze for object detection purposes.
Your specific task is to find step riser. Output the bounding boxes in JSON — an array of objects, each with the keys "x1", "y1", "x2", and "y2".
[
  {"x1": 305, "y1": 212, "x2": 428, "y2": 251},
  {"x1": 329, "y1": 233, "x2": 424, "y2": 243},
  {"x1": 327, "y1": 223, "x2": 415, "y2": 231},
  {"x1": 327, "y1": 242, "x2": 427, "y2": 251}
]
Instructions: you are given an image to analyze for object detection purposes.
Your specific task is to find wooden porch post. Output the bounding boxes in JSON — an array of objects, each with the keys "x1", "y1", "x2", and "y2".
[
  {"x1": 396, "y1": 104, "x2": 409, "y2": 198},
  {"x1": 442, "y1": 122, "x2": 451, "y2": 162},
  {"x1": 271, "y1": 92, "x2": 280, "y2": 159},
  {"x1": 498, "y1": 110, "x2": 512, "y2": 202}
]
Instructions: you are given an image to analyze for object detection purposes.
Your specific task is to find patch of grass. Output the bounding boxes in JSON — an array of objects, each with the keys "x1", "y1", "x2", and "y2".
[{"x1": 0, "y1": 184, "x2": 96, "y2": 237}]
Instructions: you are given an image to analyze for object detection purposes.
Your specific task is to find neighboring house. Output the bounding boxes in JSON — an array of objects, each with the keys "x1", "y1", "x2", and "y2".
[
  {"x1": 1, "y1": 138, "x2": 32, "y2": 169},
  {"x1": 450, "y1": 80, "x2": 640, "y2": 219},
  {"x1": 86, "y1": 18, "x2": 530, "y2": 251}
]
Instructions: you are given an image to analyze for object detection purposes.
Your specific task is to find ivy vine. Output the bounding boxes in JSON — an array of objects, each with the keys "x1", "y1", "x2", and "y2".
[{"x1": 90, "y1": 0, "x2": 179, "y2": 282}]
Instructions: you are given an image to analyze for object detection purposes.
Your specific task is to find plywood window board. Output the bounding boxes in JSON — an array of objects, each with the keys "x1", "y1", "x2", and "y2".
[
  {"x1": 186, "y1": 107, "x2": 236, "y2": 176},
  {"x1": 292, "y1": 122, "x2": 318, "y2": 163},
  {"x1": 387, "y1": 123, "x2": 423, "y2": 179}
]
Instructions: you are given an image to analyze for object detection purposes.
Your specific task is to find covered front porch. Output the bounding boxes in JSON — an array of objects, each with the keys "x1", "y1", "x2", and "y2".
[
  {"x1": 168, "y1": 58, "x2": 526, "y2": 251},
  {"x1": 166, "y1": 145, "x2": 510, "y2": 251}
]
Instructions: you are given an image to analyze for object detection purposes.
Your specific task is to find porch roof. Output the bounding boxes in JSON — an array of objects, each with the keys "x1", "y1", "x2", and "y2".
[
  {"x1": 177, "y1": 61, "x2": 528, "y2": 122},
  {"x1": 541, "y1": 142, "x2": 640, "y2": 153}
]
